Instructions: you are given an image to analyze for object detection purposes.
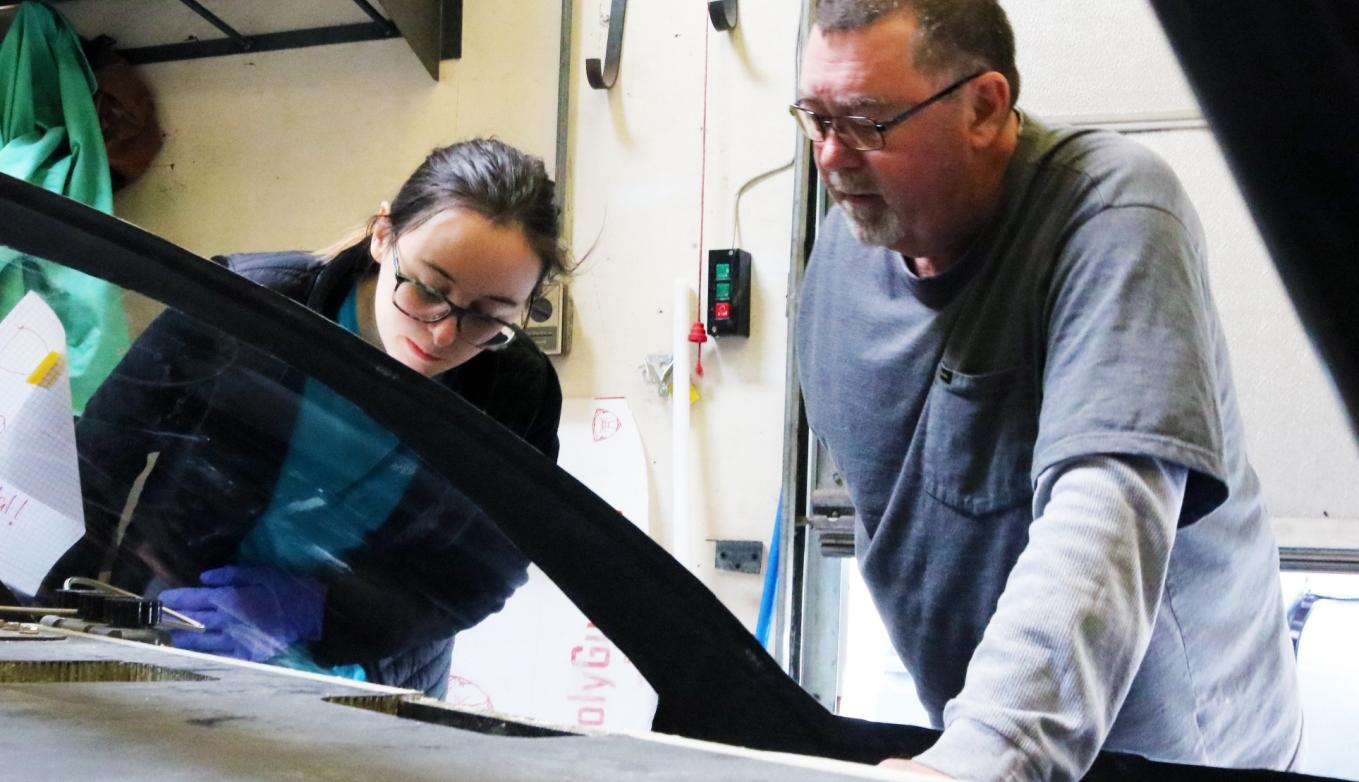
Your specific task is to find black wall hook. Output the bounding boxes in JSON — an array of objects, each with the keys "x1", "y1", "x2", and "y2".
[
  {"x1": 586, "y1": 0, "x2": 628, "y2": 89},
  {"x1": 708, "y1": 0, "x2": 738, "y2": 32}
]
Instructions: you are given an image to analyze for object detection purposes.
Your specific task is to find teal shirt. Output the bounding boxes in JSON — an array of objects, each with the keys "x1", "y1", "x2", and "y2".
[{"x1": 237, "y1": 283, "x2": 418, "y2": 680}]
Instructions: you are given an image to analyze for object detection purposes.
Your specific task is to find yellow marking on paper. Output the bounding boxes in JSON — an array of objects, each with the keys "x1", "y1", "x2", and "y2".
[{"x1": 25, "y1": 351, "x2": 62, "y2": 387}]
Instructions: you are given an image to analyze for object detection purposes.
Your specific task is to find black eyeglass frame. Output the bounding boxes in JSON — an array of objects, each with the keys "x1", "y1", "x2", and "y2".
[
  {"x1": 389, "y1": 243, "x2": 524, "y2": 351},
  {"x1": 789, "y1": 70, "x2": 988, "y2": 151}
]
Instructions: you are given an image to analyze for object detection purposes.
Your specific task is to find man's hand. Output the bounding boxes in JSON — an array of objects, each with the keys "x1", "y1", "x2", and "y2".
[
  {"x1": 878, "y1": 758, "x2": 952, "y2": 778},
  {"x1": 160, "y1": 565, "x2": 326, "y2": 663}
]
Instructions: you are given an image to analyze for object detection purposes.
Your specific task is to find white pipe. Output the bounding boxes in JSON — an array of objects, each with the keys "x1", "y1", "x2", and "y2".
[{"x1": 672, "y1": 279, "x2": 692, "y2": 572}]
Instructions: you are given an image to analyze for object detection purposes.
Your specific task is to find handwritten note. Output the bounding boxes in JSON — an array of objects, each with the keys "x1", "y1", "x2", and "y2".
[{"x1": 0, "y1": 292, "x2": 85, "y2": 596}]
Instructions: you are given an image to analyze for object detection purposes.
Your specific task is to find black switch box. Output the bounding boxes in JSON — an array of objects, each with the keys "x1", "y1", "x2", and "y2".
[{"x1": 706, "y1": 248, "x2": 751, "y2": 337}]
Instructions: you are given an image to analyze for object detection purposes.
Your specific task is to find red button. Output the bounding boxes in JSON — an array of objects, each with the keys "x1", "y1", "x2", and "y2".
[{"x1": 715, "y1": 302, "x2": 731, "y2": 319}]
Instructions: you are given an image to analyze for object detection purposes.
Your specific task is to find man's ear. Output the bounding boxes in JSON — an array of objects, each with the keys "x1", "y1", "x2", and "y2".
[{"x1": 966, "y1": 71, "x2": 1013, "y2": 144}]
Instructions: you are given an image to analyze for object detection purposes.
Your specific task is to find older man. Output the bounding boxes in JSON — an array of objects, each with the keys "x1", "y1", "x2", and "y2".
[{"x1": 792, "y1": 1, "x2": 1303, "y2": 780}]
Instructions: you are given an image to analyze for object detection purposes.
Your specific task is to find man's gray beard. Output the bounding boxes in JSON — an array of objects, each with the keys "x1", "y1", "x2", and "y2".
[
  {"x1": 826, "y1": 171, "x2": 906, "y2": 248},
  {"x1": 838, "y1": 195, "x2": 906, "y2": 248}
]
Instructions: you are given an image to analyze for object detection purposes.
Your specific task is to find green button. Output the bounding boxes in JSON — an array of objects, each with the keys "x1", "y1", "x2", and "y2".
[
  {"x1": 715, "y1": 262, "x2": 731, "y2": 281},
  {"x1": 715, "y1": 282, "x2": 732, "y2": 300}
]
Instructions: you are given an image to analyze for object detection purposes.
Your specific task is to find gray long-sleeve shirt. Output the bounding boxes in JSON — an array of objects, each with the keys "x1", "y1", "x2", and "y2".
[{"x1": 918, "y1": 455, "x2": 1184, "y2": 780}]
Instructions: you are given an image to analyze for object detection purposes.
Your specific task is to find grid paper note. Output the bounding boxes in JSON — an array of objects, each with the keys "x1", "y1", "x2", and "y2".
[{"x1": 0, "y1": 292, "x2": 85, "y2": 596}]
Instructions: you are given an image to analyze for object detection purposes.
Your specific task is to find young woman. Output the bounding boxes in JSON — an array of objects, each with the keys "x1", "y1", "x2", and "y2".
[{"x1": 51, "y1": 139, "x2": 567, "y2": 697}]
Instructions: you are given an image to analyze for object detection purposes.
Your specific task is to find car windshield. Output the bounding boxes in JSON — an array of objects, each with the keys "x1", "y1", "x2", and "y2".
[
  {"x1": 0, "y1": 240, "x2": 563, "y2": 686},
  {"x1": 0, "y1": 176, "x2": 838, "y2": 763}
]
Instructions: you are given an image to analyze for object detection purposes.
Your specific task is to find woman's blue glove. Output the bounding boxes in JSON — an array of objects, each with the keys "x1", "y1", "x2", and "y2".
[{"x1": 159, "y1": 566, "x2": 326, "y2": 663}]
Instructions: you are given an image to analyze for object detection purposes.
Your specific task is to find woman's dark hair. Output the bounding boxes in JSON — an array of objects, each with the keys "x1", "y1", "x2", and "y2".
[
  {"x1": 385, "y1": 138, "x2": 568, "y2": 296},
  {"x1": 321, "y1": 138, "x2": 568, "y2": 296}
]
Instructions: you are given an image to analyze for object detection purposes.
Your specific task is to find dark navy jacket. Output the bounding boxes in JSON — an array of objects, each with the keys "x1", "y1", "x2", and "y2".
[{"x1": 52, "y1": 243, "x2": 562, "y2": 695}]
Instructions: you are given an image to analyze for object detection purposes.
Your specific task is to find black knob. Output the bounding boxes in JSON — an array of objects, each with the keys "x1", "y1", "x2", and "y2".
[
  {"x1": 52, "y1": 588, "x2": 87, "y2": 611},
  {"x1": 102, "y1": 596, "x2": 161, "y2": 629},
  {"x1": 74, "y1": 590, "x2": 109, "y2": 621}
]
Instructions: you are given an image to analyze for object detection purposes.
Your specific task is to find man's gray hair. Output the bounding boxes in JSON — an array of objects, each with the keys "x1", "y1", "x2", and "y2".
[{"x1": 814, "y1": 0, "x2": 1020, "y2": 106}]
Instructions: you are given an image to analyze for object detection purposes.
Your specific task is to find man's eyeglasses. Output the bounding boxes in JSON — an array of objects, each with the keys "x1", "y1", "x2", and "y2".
[
  {"x1": 390, "y1": 244, "x2": 521, "y2": 351},
  {"x1": 789, "y1": 71, "x2": 986, "y2": 151}
]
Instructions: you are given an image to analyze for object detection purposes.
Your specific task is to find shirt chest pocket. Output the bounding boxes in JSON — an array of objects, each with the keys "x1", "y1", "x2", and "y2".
[{"x1": 920, "y1": 363, "x2": 1037, "y2": 516}]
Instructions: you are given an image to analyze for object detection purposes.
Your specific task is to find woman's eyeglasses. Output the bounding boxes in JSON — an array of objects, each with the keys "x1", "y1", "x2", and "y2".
[{"x1": 389, "y1": 245, "x2": 521, "y2": 351}]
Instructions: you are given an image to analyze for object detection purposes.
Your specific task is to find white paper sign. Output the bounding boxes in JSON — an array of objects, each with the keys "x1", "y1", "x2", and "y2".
[
  {"x1": 449, "y1": 397, "x2": 658, "y2": 731},
  {"x1": 555, "y1": 397, "x2": 649, "y2": 532},
  {"x1": 0, "y1": 292, "x2": 85, "y2": 596}
]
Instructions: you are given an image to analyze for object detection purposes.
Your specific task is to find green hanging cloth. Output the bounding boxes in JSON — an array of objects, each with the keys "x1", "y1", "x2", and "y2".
[{"x1": 0, "y1": 1, "x2": 130, "y2": 413}]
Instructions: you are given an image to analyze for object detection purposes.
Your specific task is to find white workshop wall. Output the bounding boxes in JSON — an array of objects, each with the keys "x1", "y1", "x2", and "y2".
[
  {"x1": 1007, "y1": 0, "x2": 1199, "y2": 118},
  {"x1": 559, "y1": 1, "x2": 800, "y2": 623},
  {"x1": 88, "y1": 0, "x2": 563, "y2": 255}
]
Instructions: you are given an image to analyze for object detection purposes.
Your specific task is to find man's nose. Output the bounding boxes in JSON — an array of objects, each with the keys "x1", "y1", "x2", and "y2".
[{"x1": 815, "y1": 130, "x2": 863, "y2": 173}]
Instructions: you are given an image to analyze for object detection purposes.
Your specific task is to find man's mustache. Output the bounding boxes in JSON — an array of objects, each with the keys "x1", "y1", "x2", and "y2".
[{"x1": 826, "y1": 172, "x2": 879, "y2": 196}]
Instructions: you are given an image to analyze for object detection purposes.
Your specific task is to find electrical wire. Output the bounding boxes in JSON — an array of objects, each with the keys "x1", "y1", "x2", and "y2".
[
  {"x1": 754, "y1": 493, "x2": 782, "y2": 649},
  {"x1": 730, "y1": 160, "x2": 795, "y2": 250},
  {"x1": 696, "y1": 13, "x2": 711, "y2": 309},
  {"x1": 724, "y1": 0, "x2": 807, "y2": 279},
  {"x1": 692, "y1": 9, "x2": 713, "y2": 376}
]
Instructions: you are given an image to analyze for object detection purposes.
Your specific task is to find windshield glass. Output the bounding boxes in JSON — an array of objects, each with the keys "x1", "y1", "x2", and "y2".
[
  {"x1": 0, "y1": 177, "x2": 796, "y2": 754},
  {"x1": 0, "y1": 243, "x2": 556, "y2": 697}
]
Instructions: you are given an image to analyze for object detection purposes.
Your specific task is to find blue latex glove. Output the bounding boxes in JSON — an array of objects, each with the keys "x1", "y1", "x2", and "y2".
[{"x1": 159, "y1": 566, "x2": 326, "y2": 663}]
